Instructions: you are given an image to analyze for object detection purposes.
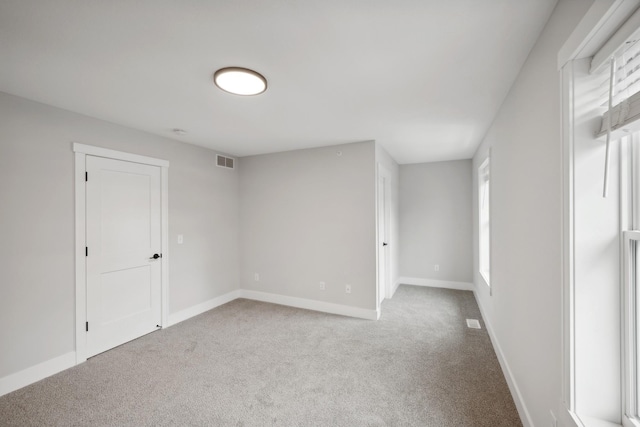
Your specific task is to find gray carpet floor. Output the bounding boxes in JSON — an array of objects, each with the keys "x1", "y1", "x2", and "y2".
[{"x1": 0, "y1": 285, "x2": 522, "y2": 426}]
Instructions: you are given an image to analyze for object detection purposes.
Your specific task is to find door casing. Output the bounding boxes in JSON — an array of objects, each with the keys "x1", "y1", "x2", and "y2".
[
  {"x1": 376, "y1": 163, "x2": 392, "y2": 312},
  {"x1": 73, "y1": 143, "x2": 169, "y2": 364}
]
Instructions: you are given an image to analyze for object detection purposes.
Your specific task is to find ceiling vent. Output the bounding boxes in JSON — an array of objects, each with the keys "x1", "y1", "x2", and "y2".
[{"x1": 216, "y1": 154, "x2": 235, "y2": 170}]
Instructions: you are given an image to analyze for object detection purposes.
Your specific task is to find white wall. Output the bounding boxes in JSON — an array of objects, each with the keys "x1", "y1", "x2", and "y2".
[
  {"x1": 239, "y1": 141, "x2": 377, "y2": 310},
  {"x1": 399, "y1": 160, "x2": 473, "y2": 284},
  {"x1": 471, "y1": 0, "x2": 593, "y2": 426},
  {"x1": 0, "y1": 92, "x2": 240, "y2": 379},
  {"x1": 0, "y1": 94, "x2": 391, "y2": 387}
]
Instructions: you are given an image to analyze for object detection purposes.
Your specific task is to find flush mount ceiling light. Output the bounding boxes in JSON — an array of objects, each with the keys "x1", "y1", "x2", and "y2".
[{"x1": 213, "y1": 67, "x2": 267, "y2": 96}]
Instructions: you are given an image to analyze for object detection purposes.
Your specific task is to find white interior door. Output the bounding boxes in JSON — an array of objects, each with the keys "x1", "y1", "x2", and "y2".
[
  {"x1": 86, "y1": 156, "x2": 162, "y2": 357},
  {"x1": 378, "y1": 172, "x2": 389, "y2": 305}
]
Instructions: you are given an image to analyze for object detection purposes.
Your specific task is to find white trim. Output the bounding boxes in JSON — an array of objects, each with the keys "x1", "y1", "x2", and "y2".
[
  {"x1": 558, "y1": 408, "x2": 585, "y2": 427},
  {"x1": 73, "y1": 143, "x2": 169, "y2": 364},
  {"x1": 161, "y1": 167, "x2": 170, "y2": 328},
  {"x1": 1, "y1": 287, "x2": 378, "y2": 398},
  {"x1": 561, "y1": 3, "x2": 640, "y2": 426},
  {"x1": 560, "y1": 410, "x2": 624, "y2": 427},
  {"x1": 398, "y1": 277, "x2": 474, "y2": 291},
  {"x1": 561, "y1": 58, "x2": 577, "y2": 414},
  {"x1": 478, "y1": 154, "x2": 491, "y2": 292},
  {"x1": 473, "y1": 291, "x2": 533, "y2": 427},
  {"x1": 376, "y1": 162, "x2": 393, "y2": 308},
  {"x1": 390, "y1": 278, "x2": 401, "y2": 298},
  {"x1": 73, "y1": 143, "x2": 169, "y2": 167},
  {"x1": 580, "y1": 416, "x2": 625, "y2": 427},
  {"x1": 167, "y1": 290, "x2": 241, "y2": 326},
  {"x1": 74, "y1": 151, "x2": 87, "y2": 363},
  {"x1": 559, "y1": 59, "x2": 627, "y2": 427},
  {"x1": 592, "y1": 3, "x2": 640, "y2": 74},
  {"x1": 558, "y1": 0, "x2": 621, "y2": 69},
  {"x1": 240, "y1": 289, "x2": 379, "y2": 320},
  {"x1": 557, "y1": 0, "x2": 640, "y2": 71},
  {"x1": 623, "y1": 231, "x2": 640, "y2": 427},
  {"x1": 0, "y1": 352, "x2": 76, "y2": 398},
  {"x1": 169, "y1": 288, "x2": 380, "y2": 325}
]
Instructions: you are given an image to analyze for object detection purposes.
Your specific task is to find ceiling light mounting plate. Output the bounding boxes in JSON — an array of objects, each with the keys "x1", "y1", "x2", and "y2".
[{"x1": 213, "y1": 67, "x2": 267, "y2": 96}]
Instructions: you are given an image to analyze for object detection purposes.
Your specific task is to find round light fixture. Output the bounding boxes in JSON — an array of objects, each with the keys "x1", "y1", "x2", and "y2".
[{"x1": 213, "y1": 67, "x2": 267, "y2": 96}]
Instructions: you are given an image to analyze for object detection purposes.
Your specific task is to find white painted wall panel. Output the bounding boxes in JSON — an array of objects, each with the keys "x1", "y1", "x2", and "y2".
[
  {"x1": 239, "y1": 141, "x2": 377, "y2": 310},
  {"x1": 0, "y1": 92, "x2": 240, "y2": 378},
  {"x1": 399, "y1": 160, "x2": 473, "y2": 283},
  {"x1": 471, "y1": 1, "x2": 594, "y2": 426}
]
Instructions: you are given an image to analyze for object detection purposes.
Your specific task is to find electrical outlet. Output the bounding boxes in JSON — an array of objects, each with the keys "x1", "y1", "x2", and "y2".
[
  {"x1": 345, "y1": 284, "x2": 351, "y2": 294},
  {"x1": 434, "y1": 264, "x2": 439, "y2": 272},
  {"x1": 254, "y1": 273, "x2": 260, "y2": 282},
  {"x1": 319, "y1": 281, "x2": 326, "y2": 290}
]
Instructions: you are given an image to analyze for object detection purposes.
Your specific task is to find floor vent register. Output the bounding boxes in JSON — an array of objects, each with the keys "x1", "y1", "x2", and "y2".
[{"x1": 466, "y1": 319, "x2": 482, "y2": 329}]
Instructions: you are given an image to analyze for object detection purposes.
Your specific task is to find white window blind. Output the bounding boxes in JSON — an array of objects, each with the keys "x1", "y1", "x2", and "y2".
[
  {"x1": 595, "y1": 3, "x2": 640, "y2": 139},
  {"x1": 598, "y1": 39, "x2": 640, "y2": 138},
  {"x1": 593, "y1": 9, "x2": 640, "y2": 198}
]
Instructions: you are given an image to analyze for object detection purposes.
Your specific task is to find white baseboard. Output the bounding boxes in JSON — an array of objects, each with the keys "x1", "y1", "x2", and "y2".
[
  {"x1": 167, "y1": 289, "x2": 241, "y2": 327},
  {"x1": 0, "y1": 351, "x2": 76, "y2": 398},
  {"x1": 399, "y1": 276, "x2": 474, "y2": 291},
  {"x1": 1, "y1": 288, "x2": 375, "y2": 398},
  {"x1": 240, "y1": 289, "x2": 378, "y2": 320},
  {"x1": 473, "y1": 291, "x2": 533, "y2": 427}
]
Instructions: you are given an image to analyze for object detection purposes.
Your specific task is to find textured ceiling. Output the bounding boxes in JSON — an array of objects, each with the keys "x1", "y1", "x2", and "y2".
[{"x1": 0, "y1": 0, "x2": 558, "y2": 164}]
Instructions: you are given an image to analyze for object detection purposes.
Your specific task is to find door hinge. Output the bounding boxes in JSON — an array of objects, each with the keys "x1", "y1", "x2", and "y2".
[
  {"x1": 85, "y1": 171, "x2": 88, "y2": 182},
  {"x1": 85, "y1": 247, "x2": 88, "y2": 257},
  {"x1": 86, "y1": 322, "x2": 89, "y2": 332}
]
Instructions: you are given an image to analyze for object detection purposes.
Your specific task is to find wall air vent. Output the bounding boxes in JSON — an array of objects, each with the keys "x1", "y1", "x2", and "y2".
[{"x1": 216, "y1": 154, "x2": 235, "y2": 170}]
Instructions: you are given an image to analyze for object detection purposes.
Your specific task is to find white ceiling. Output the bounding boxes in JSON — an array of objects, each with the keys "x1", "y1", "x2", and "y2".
[{"x1": 0, "y1": 0, "x2": 557, "y2": 164}]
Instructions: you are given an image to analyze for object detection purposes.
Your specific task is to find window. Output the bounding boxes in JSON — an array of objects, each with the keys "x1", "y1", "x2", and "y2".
[
  {"x1": 561, "y1": 4, "x2": 640, "y2": 427},
  {"x1": 623, "y1": 228, "x2": 640, "y2": 427},
  {"x1": 603, "y1": 37, "x2": 640, "y2": 427},
  {"x1": 565, "y1": 63, "x2": 640, "y2": 427},
  {"x1": 623, "y1": 132, "x2": 640, "y2": 427},
  {"x1": 478, "y1": 156, "x2": 490, "y2": 287}
]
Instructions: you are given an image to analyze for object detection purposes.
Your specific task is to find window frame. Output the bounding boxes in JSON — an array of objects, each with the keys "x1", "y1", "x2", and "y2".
[
  {"x1": 560, "y1": 4, "x2": 640, "y2": 427},
  {"x1": 562, "y1": 58, "x2": 625, "y2": 427},
  {"x1": 478, "y1": 155, "x2": 491, "y2": 288},
  {"x1": 623, "y1": 230, "x2": 640, "y2": 427},
  {"x1": 623, "y1": 132, "x2": 640, "y2": 427}
]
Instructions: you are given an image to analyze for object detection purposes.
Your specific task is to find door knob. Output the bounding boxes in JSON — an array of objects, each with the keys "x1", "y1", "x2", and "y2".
[{"x1": 150, "y1": 253, "x2": 162, "y2": 259}]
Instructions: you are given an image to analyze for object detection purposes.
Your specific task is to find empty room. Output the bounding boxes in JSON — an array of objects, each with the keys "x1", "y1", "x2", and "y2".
[{"x1": 1, "y1": 1, "x2": 638, "y2": 426}]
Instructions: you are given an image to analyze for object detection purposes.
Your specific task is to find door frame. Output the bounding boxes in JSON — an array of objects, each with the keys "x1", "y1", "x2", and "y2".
[
  {"x1": 376, "y1": 162, "x2": 392, "y2": 313},
  {"x1": 73, "y1": 143, "x2": 169, "y2": 364}
]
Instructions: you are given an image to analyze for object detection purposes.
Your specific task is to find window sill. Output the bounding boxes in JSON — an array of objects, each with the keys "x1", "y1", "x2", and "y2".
[
  {"x1": 565, "y1": 410, "x2": 623, "y2": 427},
  {"x1": 479, "y1": 271, "x2": 491, "y2": 289},
  {"x1": 581, "y1": 417, "x2": 622, "y2": 427}
]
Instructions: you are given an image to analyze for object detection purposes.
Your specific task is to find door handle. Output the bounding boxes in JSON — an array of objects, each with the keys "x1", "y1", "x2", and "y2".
[
  {"x1": 383, "y1": 242, "x2": 388, "y2": 246},
  {"x1": 149, "y1": 253, "x2": 162, "y2": 260}
]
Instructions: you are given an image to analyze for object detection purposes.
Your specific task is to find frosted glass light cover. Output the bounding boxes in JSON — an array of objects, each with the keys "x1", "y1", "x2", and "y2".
[{"x1": 214, "y1": 67, "x2": 267, "y2": 96}]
